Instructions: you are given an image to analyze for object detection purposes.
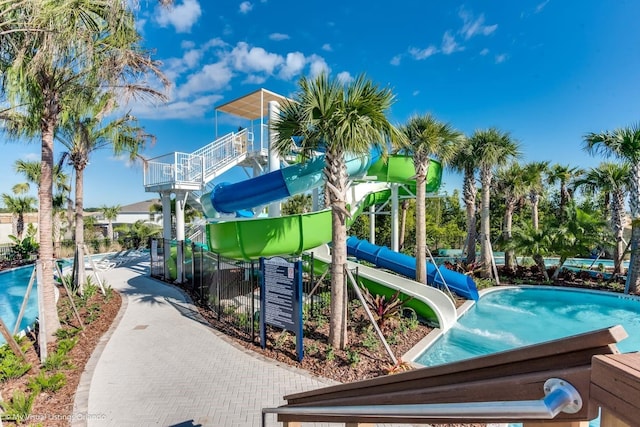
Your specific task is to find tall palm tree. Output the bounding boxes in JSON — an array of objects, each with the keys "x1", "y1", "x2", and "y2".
[
  {"x1": 57, "y1": 92, "x2": 154, "y2": 290},
  {"x1": 574, "y1": 163, "x2": 630, "y2": 275},
  {"x1": 493, "y1": 162, "x2": 527, "y2": 271},
  {"x1": 0, "y1": 0, "x2": 168, "y2": 341},
  {"x1": 584, "y1": 124, "x2": 640, "y2": 294},
  {"x1": 2, "y1": 185, "x2": 37, "y2": 239},
  {"x1": 522, "y1": 161, "x2": 550, "y2": 230},
  {"x1": 451, "y1": 136, "x2": 480, "y2": 264},
  {"x1": 469, "y1": 128, "x2": 522, "y2": 278},
  {"x1": 272, "y1": 73, "x2": 402, "y2": 349},
  {"x1": 547, "y1": 164, "x2": 583, "y2": 220},
  {"x1": 100, "y1": 205, "x2": 121, "y2": 242},
  {"x1": 399, "y1": 114, "x2": 462, "y2": 284},
  {"x1": 15, "y1": 158, "x2": 71, "y2": 251}
]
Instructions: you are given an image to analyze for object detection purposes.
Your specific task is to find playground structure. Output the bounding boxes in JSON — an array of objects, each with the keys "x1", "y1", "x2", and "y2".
[{"x1": 143, "y1": 88, "x2": 477, "y2": 330}]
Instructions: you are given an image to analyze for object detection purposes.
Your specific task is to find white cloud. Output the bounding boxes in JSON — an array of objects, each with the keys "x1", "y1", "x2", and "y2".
[
  {"x1": 412, "y1": 90, "x2": 420, "y2": 96},
  {"x1": 269, "y1": 33, "x2": 290, "y2": 41},
  {"x1": 135, "y1": 18, "x2": 146, "y2": 34},
  {"x1": 229, "y1": 42, "x2": 283, "y2": 74},
  {"x1": 535, "y1": 0, "x2": 550, "y2": 13},
  {"x1": 441, "y1": 31, "x2": 463, "y2": 55},
  {"x1": 336, "y1": 71, "x2": 353, "y2": 84},
  {"x1": 390, "y1": 55, "x2": 402, "y2": 66},
  {"x1": 155, "y1": 0, "x2": 201, "y2": 33},
  {"x1": 131, "y1": 94, "x2": 224, "y2": 120},
  {"x1": 459, "y1": 8, "x2": 497, "y2": 40},
  {"x1": 495, "y1": 53, "x2": 508, "y2": 63},
  {"x1": 279, "y1": 52, "x2": 306, "y2": 80},
  {"x1": 408, "y1": 45, "x2": 438, "y2": 60},
  {"x1": 239, "y1": 1, "x2": 253, "y2": 14},
  {"x1": 182, "y1": 49, "x2": 202, "y2": 68},
  {"x1": 177, "y1": 62, "x2": 234, "y2": 99},
  {"x1": 479, "y1": 48, "x2": 490, "y2": 56},
  {"x1": 308, "y1": 55, "x2": 330, "y2": 78},
  {"x1": 181, "y1": 40, "x2": 196, "y2": 49},
  {"x1": 243, "y1": 74, "x2": 267, "y2": 85},
  {"x1": 322, "y1": 43, "x2": 332, "y2": 52}
]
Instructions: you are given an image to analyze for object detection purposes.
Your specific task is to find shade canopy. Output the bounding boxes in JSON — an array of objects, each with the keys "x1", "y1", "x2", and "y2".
[{"x1": 215, "y1": 88, "x2": 292, "y2": 121}]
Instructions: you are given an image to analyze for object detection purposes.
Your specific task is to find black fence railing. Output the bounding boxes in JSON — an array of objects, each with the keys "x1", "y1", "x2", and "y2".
[{"x1": 149, "y1": 238, "x2": 326, "y2": 343}]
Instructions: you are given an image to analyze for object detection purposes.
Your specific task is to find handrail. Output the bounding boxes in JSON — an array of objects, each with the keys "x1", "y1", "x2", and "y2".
[{"x1": 261, "y1": 378, "x2": 582, "y2": 426}]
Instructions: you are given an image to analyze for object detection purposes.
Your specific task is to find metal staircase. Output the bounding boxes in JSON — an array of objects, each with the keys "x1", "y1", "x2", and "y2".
[{"x1": 143, "y1": 128, "x2": 253, "y2": 197}]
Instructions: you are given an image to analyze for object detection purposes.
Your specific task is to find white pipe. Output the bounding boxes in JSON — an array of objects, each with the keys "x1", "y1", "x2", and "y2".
[
  {"x1": 369, "y1": 205, "x2": 376, "y2": 245},
  {"x1": 391, "y1": 184, "x2": 399, "y2": 251},
  {"x1": 267, "y1": 100, "x2": 281, "y2": 217},
  {"x1": 262, "y1": 378, "x2": 582, "y2": 425}
]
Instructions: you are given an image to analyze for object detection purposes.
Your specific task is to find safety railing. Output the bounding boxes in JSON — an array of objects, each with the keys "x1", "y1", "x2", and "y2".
[
  {"x1": 192, "y1": 128, "x2": 253, "y2": 183},
  {"x1": 143, "y1": 152, "x2": 204, "y2": 190}
]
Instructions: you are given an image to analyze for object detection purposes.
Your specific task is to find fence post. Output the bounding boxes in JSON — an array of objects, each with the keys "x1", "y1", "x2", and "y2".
[{"x1": 216, "y1": 253, "x2": 221, "y2": 321}]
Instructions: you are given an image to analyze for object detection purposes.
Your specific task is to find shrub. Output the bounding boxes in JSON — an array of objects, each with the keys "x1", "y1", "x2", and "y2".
[
  {"x1": 0, "y1": 390, "x2": 35, "y2": 423},
  {"x1": 345, "y1": 348, "x2": 360, "y2": 366},
  {"x1": 360, "y1": 286, "x2": 409, "y2": 327},
  {"x1": 0, "y1": 346, "x2": 31, "y2": 381},
  {"x1": 29, "y1": 371, "x2": 67, "y2": 393}
]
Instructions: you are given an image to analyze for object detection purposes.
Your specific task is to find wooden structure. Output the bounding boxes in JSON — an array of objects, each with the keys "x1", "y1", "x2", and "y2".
[{"x1": 262, "y1": 325, "x2": 640, "y2": 426}]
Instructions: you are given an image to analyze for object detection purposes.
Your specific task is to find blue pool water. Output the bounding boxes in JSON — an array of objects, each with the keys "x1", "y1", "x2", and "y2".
[
  {"x1": 415, "y1": 286, "x2": 640, "y2": 367},
  {"x1": 0, "y1": 265, "x2": 38, "y2": 345}
]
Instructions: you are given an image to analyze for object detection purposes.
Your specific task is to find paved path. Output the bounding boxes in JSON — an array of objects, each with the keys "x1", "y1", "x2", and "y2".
[
  {"x1": 71, "y1": 259, "x2": 346, "y2": 427},
  {"x1": 67, "y1": 259, "x2": 503, "y2": 427}
]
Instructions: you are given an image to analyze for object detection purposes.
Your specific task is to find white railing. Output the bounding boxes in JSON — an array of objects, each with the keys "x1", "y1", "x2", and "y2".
[
  {"x1": 144, "y1": 129, "x2": 255, "y2": 191},
  {"x1": 144, "y1": 152, "x2": 204, "y2": 188}
]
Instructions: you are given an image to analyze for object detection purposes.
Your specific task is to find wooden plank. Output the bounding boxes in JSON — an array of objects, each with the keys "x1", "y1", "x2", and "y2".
[
  {"x1": 600, "y1": 409, "x2": 632, "y2": 427},
  {"x1": 285, "y1": 367, "x2": 597, "y2": 422},
  {"x1": 286, "y1": 345, "x2": 615, "y2": 405},
  {"x1": 285, "y1": 326, "x2": 625, "y2": 403},
  {"x1": 591, "y1": 354, "x2": 640, "y2": 426}
]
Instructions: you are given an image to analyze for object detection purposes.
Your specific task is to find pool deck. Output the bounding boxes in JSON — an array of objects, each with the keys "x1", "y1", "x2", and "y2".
[{"x1": 71, "y1": 257, "x2": 410, "y2": 427}]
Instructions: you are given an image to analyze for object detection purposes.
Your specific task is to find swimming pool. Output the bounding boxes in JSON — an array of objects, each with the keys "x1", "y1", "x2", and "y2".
[
  {"x1": 0, "y1": 265, "x2": 37, "y2": 345},
  {"x1": 414, "y1": 286, "x2": 640, "y2": 367}
]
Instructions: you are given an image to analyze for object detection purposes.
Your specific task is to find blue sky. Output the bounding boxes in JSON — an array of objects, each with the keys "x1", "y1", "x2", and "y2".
[{"x1": 2, "y1": 0, "x2": 640, "y2": 208}]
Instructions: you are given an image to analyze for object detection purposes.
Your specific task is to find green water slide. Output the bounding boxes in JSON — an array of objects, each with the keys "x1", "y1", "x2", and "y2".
[{"x1": 205, "y1": 155, "x2": 442, "y2": 259}]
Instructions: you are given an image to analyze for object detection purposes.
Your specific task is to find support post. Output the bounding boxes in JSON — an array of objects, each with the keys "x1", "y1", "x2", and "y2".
[
  {"x1": 391, "y1": 184, "x2": 399, "y2": 252},
  {"x1": 369, "y1": 205, "x2": 376, "y2": 245},
  {"x1": 267, "y1": 100, "x2": 281, "y2": 217}
]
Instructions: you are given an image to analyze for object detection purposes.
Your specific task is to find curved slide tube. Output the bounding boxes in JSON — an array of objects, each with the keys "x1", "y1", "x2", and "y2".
[
  {"x1": 310, "y1": 245, "x2": 457, "y2": 330},
  {"x1": 346, "y1": 236, "x2": 479, "y2": 301},
  {"x1": 205, "y1": 150, "x2": 380, "y2": 215}
]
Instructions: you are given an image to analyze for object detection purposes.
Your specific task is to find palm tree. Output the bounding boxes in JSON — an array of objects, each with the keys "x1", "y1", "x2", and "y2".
[
  {"x1": 522, "y1": 161, "x2": 550, "y2": 230},
  {"x1": 509, "y1": 223, "x2": 552, "y2": 281},
  {"x1": 451, "y1": 137, "x2": 480, "y2": 265},
  {"x1": 2, "y1": 185, "x2": 37, "y2": 239},
  {"x1": 550, "y1": 204, "x2": 609, "y2": 280},
  {"x1": 100, "y1": 205, "x2": 121, "y2": 242},
  {"x1": 15, "y1": 158, "x2": 71, "y2": 251},
  {"x1": 271, "y1": 73, "x2": 402, "y2": 349},
  {"x1": 0, "y1": 0, "x2": 168, "y2": 341},
  {"x1": 547, "y1": 164, "x2": 583, "y2": 220},
  {"x1": 399, "y1": 114, "x2": 462, "y2": 284},
  {"x1": 469, "y1": 128, "x2": 522, "y2": 278},
  {"x1": 493, "y1": 162, "x2": 527, "y2": 271},
  {"x1": 57, "y1": 92, "x2": 154, "y2": 291},
  {"x1": 584, "y1": 124, "x2": 640, "y2": 294},
  {"x1": 574, "y1": 163, "x2": 630, "y2": 275}
]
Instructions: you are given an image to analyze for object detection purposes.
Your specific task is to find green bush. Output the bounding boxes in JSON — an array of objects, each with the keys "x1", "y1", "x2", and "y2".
[
  {"x1": 0, "y1": 390, "x2": 35, "y2": 423},
  {"x1": 29, "y1": 371, "x2": 67, "y2": 393},
  {"x1": 0, "y1": 346, "x2": 31, "y2": 381}
]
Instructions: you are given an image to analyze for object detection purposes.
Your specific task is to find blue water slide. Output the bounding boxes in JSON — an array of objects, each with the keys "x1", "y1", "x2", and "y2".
[
  {"x1": 346, "y1": 236, "x2": 479, "y2": 301},
  {"x1": 208, "y1": 150, "x2": 380, "y2": 214}
]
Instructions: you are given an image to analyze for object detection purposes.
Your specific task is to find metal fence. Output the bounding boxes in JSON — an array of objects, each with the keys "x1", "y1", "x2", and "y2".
[{"x1": 149, "y1": 238, "x2": 323, "y2": 343}]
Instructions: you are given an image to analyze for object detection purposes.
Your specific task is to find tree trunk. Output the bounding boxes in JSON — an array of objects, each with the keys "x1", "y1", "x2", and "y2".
[
  {"x1": 503, "y1": 199, "x2": 516, "y2": 271},
  {"x1": 399, "y1": 199, "x2": 408, "y2": 251},
  {"x1": 65, "y1": 197, "x2": 74, "y2": 240},
  {"x1": 479, "y1": 166, "x2": 492, "y2": 278},
  {"x1": 612, "y1": 190, "x2": 625, "y2": 275},
  {"x1": 325, "y1": 149, "x2": 348, "y2": 349},
  {"x1": 74, "y1": 167, "x2": 86, "y2": 293},
  {"x1": 531, "y1": 192, "x2": 540, "y2": 230},
  {"x1": 551, "y1": 257, "x2": 567, "y2": 280},
  {"x1": 626, "y1": 163, "x2": 640, "y2": 294},
  {"x1": 533, "y1": 254, "x2": 549, "y2": 281},
  {"x1": 414, "y1": 159, "x2": 428, "y2": 284},
  {"x1": 39, "y1": 110, "x2": 61, "y2": 343},
  {"x1": 16, "y1": 213, "x2": 23, "y2": 239},
  {"x1": 462, "y1": 169, "x2": 477, "y2": 264}
]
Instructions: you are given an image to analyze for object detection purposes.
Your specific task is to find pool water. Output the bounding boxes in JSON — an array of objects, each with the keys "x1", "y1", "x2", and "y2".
[
  {"x1": 0, "y1": 265, "x2": 37, "y2": 345},
  {"x1": 415, "y1": 286, "x2": 640, "y2": 367}
]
